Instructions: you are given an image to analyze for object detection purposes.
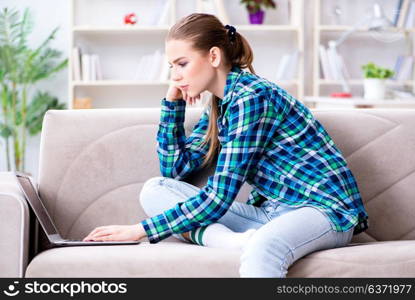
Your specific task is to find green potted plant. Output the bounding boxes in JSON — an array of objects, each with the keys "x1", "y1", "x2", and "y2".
[
  {"x1": 0, "y1": 7, "x2": 67, "y2": 173},
  {"x1": 361, "y1": 62, "x2": 394, "y2": 100},
  {"x1": 240, "y1": 0, "x2": 277, "y2": 24}
]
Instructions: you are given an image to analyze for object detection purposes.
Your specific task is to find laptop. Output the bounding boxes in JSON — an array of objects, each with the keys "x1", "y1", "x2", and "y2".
[{"x1": 15, "y1": 172, "x2": 140, "y2": 246}]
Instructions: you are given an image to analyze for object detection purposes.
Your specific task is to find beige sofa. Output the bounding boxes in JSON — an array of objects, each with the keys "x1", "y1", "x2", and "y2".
[{"x1": 1, "y1": 107, "x2": 415, "y2": 277}]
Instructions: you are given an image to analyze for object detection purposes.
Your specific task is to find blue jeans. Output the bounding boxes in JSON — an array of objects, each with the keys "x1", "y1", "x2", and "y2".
[{"x1": 139, "y1": 176, "x2": 354, "y2": 277}]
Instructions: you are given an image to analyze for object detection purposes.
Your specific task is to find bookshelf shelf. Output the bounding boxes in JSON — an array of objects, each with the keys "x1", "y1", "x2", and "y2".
[
  {"x1": 312, "y1": 0, "x2": 414, "y2": 100},
  {"x1": 72, "y1": 80, "x2": 170, "y2": 87},
  {"x1": 69, "y1": 0, "x2": 305, "y2": 109},
  {"x1": 317, "y1": 25, "x2": 413, "y2": 33},
  {"x1": 318, "y1": 79, "x2": 413, "y2": 86},
  {"x1": 73, "y1": 26, "x2": 170, "y2": 34},
  {"x1": 304, "y1": 96, "x2": 415, "y2": 107},
  {"x1": 236, "y1": 25, "x2": 300, "y2": 31}
]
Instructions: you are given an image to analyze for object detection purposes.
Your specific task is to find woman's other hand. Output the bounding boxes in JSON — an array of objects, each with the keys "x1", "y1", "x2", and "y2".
[
  {"x1": 83, "y1": 224, "x2": 146, "y2": 242},
  {"x1": 166, "y1": 83, "x2": 201, "y2": 106}
]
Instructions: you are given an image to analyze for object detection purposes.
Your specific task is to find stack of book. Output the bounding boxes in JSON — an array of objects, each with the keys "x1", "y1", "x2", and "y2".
[
  {"x1": 72, "y1": 47, "x2": 103, "y2": 82},
  {"x1": 318, "y1": 45, "x2": 350, "y2": 81}
]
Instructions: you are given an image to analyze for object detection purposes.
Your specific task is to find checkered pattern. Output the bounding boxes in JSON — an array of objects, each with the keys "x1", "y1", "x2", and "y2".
[{"x1": 141, "y1": 66, "x2": 368, "y2": 243}]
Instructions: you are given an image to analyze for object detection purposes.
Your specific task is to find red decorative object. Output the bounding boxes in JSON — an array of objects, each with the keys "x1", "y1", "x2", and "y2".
[
  {"x1": 330, "y1": 92, "x2": 352, "y2": 98},
  {"x1": 124, "y1": 13, "x2": 137, "y2": 25}
]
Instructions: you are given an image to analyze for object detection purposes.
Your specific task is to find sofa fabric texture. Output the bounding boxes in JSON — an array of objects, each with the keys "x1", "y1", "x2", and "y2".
[{"x1": 2, "y1": 107, "x2": 415, "y2": 277}]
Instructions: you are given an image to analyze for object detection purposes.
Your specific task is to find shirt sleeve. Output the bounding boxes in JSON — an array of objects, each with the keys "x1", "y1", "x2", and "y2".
[
  {"x1": 157, "y1": 98, "x2": 211, "y2": 180},
  {"x1": 142, "y1": 94, "x2": 281, "y2": 243}
]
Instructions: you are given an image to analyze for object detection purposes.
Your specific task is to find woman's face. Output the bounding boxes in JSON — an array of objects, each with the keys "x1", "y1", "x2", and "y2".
[{"x1": 166, "y1": 39, "x2": 216, "y2": 97}]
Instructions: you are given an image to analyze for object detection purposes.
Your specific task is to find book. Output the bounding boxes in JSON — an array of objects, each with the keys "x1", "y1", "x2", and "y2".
[
  {"x1": 393, "y1": 55, "x2": 404, "y2": 80},
  {"x1": 213, "y1": 0, "x2": 230, "y2": 25},
  {"x1": 135, "y1": 51, "x2": 165, "y2": 81},
  {"x1": 196, "y1": 0, "x2": 230, "y2": 24},
  {"x1": 72, "y1": 47, "x2": 82, "y2": 81},
  {"x1": 326, "y1": 46, "x2": 342, "y2": 81},
  {"x1": 394, "y1": 0, "x2": 404, "y2": 26},
  {"x1": 149, "y1": 50, "x2": 163, "y2": 81},
  {"x1": 285, "y1": 50, "x2": 299, "y2": 80},
  {"x1": 90, "y1": 55, "x2": 96, "y2": 81},
  {"x1": 276, "y1": 54, "x2": 291, "y2": 80},
  {"x1": 94, "y1": 55, "x2": 103, "y2": 80},
  {"x1": 319, "y1": 45, "x2": 332, "y2": 80},
  {"x1": 197, "y1": 0, "x2": 215, "y2": 14},
  {"x1": 405, "y1": 1, "x2": 415, "y2": 28},
  {"x1": 81, "y1": 54, "x2": 91, "y2": 82},
  {"x1": 338, "y1": 54, "x2": 350, "y2": 80},
  {"x1": 397, "y1": 56, "x2": 414, "y2": 80},
  {"x1": 397, "y1": 0, "x2": 411, "y2": 28},
  {"x1": 90, "y1": 54, "x2": 102, "y2": 81},
  {"x1": 135, "y1": 55, "x2": 150, "y2": 80},
  {"x1": 159, "y1": 53, "x2": 170, "y2": 81},
  {"x1": 157, "y1": 0, "x2": 171, "y2": 26},
  {"x1": 276, "y1": 51, "x2": 299, "y2": 80},
  {"x1": 289, "y1": 0, "x2": 301, "y2": 26}
]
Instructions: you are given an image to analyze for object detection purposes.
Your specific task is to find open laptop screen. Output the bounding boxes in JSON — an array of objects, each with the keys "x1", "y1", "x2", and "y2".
[{"x1": 16, "y1": 174, "x2": 59, "y2": 236}]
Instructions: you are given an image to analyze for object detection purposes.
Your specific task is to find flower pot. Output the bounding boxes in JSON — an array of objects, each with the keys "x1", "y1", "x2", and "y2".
[
  {"x1": 249, "y1": 10, "x2": 265, "y2": 24},
  {"x1": 363, "y1": 78, "x2": 386, "y2": 100}
]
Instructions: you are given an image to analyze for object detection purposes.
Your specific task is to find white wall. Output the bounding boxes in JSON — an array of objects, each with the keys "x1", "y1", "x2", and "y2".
[{"x1": 0, "y1": 0, "x2": 403, "y2": 180}]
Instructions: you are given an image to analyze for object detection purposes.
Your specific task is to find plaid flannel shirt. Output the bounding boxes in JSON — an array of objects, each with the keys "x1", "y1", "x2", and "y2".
[{"x1": 141, "y1": 66, "x2": 369, "y2": 243}]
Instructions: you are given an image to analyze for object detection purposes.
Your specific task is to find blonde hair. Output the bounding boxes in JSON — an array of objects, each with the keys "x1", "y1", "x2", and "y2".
[{"x1": 167, "y1": 13, "x2": 255, "y2": 168}]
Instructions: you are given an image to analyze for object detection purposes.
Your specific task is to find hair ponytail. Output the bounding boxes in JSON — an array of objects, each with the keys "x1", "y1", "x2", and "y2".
[
  {"x1": 227, "y1": 31, "x2": 256, "y2": 75},
  {"x1": 167, "y1": 13, "x2": 255, "y2": 168}
]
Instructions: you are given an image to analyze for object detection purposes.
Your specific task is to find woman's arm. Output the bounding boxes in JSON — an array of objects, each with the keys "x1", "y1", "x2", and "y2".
[
  {"x1": 157, "y1": 98, "x2": 211, "y2": 180},
  {"x1": 142, "y1": 94, "x2": 282, "y2": 243}
]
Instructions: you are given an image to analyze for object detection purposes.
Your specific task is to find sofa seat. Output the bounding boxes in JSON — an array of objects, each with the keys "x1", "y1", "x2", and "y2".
[
  {"x1": 288, "y1": 240, "x2": 415, "y2": 277},
  {"x1": 25, "y1": 241, "x2": 240, "y2": 277},
  {"x1": 25, "y1": 240, "x2": 415, "y2": 278},
  {"x1": 2, "y1": 108, "x2": 414, "y2": 278}
]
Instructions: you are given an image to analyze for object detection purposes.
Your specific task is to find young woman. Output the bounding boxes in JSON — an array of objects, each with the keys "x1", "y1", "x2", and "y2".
[{"x1": 84, "y1": 13, "x2": 368, "y2": 277}]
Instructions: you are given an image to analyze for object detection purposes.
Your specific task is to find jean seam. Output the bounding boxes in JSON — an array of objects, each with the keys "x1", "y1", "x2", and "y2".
[
  {"x1": 279, "y1": 228, "x2": 334, "y2": 278},
  {"x1": 159, "y1": 182, "x2": 191, "y2": 201},
  {"x1": 160, "y1": 178, "x2": 200, "y2": 199}
]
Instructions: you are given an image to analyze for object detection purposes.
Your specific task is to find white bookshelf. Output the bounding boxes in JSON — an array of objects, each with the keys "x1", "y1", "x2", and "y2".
[
  {"x1": 312, "y1": 0, "x2": 414, "y2": 101},
  {"x1": 69, "y1": 0, "x2": 305, "y2": 109},
  {"x1": 304, "y1": 96, "x2": 415, "y2": 108}
]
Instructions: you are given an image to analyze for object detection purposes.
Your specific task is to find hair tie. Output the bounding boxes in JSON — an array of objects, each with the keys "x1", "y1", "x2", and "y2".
[{"x1": 225, "y1": 24, "x2": 236, "y2": 42}]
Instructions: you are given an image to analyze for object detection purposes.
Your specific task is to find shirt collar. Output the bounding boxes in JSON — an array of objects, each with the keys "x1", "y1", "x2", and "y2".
[{"x1": 220, "y1": 65, "x2": 244, "y2": 106}]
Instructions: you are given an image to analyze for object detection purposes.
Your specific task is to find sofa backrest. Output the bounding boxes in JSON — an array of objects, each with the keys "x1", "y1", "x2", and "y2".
[{"x1": 38, "y1": 108, "x2": 415, "y2": 243}]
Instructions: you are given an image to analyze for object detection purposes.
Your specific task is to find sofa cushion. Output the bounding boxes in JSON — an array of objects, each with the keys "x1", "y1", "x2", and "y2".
[
  {"x1": 37, "y1": 108, "x2": 415, "y2": 245},
  {"x1": 25, "y1": 240, "x2": 415, "y2": 278},
  {"x1": 288, "y1": 240, "x2": 415, "y2": 277},
  {"x1": 25, "y1": 241, "x2": 240, "y2": 278}
]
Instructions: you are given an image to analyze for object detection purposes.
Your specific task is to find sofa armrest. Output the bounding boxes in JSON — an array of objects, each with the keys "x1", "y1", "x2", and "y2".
[{"x1": 0, "y1": 172, "x2": 31, "y2": 277}]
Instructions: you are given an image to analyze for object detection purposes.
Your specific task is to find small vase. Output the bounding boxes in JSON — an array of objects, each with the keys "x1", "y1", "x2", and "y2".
[
  {"x1": 249, "y1": 10, "x2": 265, "y2": 24},
  {"x1": 364, "y1": 78, "x2": 386, "y2": 100}
]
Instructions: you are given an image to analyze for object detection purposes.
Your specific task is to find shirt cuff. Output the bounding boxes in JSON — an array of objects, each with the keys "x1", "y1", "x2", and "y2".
[
  {"x1": 160, "y1": 98, "x2": 186, "y2": 124},
  {"x1": 141, "y1": 213, "x2": 174, "y2": 243}
]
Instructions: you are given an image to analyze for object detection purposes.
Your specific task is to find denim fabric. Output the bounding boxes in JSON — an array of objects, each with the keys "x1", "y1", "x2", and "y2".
[{"x1": 140, "y1": 176, "x2": 354, "y2": 277}]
